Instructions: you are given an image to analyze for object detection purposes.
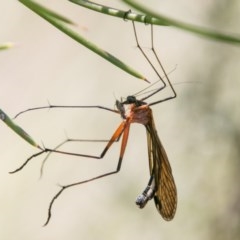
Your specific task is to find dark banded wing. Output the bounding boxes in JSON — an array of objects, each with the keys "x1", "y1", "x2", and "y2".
[{"x1": 146, "y1": 115, "x2": 177, "y2": 220}]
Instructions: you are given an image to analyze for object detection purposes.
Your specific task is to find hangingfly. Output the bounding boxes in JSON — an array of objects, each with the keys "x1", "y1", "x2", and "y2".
[
  {"x1": 11, "y1": 21, "x2": 178, "y2": 225},
  {"x1": 116, "y1": 96, "x2": 177, "y2": 220}
]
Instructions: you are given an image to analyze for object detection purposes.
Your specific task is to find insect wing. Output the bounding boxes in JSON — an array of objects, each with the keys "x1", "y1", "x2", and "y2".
[{"x1": 146, "y1": 120, "x2": 177, "y2": 220}]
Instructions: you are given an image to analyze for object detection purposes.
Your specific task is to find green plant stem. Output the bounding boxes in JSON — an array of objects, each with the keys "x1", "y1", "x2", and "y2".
[
  {"x1": 0, "y1": 109, "x2": 40, "y2": 148},
  {"x1": 122, "y1": 0, "x2": 240, "y2": 44},
  {"x1": 0, "y1": 42, "x2": 14, "y2": 51},
  {"x1": 19, "y1": 0, "x2": 147, "y2": 81},
  {"x1": 69, "y1": 0, "x2": 167, "y2": 25}
]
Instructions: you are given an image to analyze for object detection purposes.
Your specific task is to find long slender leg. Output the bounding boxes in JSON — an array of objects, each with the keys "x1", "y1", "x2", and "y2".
[
  {"x1": 148, "y1": 24, "x2": 176, "y2": 105},
  {"x1": 130, "y1": 22, "x2": 177, "y2": 105},
  {"x1": 131, "y1": 21, "x2": 166, "y2": 97},
  {"x1": 14, "y1": 104, "x2": 119, "y2": 119},
  {"x1": 39, "y1": 137, "x2": 122, "y2": 178},
  {"x1": 44, "y1": 121, "x2": 131, "y2": 226},
  {"x1": 10, "y1": 121, "x2": 126, "y2": 173}
]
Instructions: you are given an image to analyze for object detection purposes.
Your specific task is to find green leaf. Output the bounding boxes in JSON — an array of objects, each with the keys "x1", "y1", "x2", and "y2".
[
  {"x1": 0, "y1": 42, "x2": 14, "y2": 51},
  {"x1": 18, "y1": 0, "x2": 147, "y2": 81},
  {"x1": 69, "y1": 0, "x2": 168, "y2": 26},
  {"x1": 0, "y1": 109, "x2": 40, "y2": 148},
  {"x1": 123, "y1": 0, "x2": 240, "y2": 45}
]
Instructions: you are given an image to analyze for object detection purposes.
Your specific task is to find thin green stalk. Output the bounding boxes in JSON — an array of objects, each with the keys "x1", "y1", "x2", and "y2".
[
  {"x1": 0, "y1": 109, "x2": 40, "y2": 148},
  {"x1": 0, "y1": 42, "x2": 14, "y2": 51},
  {"x1": 19, "y1": 0, "x2": 147, "y2": 81},
  {"x1": 69, "y1": 0, "x2": 167, "y2": 25},
  {"x1": 123, "y1": 0, "x2": 240, "y2": 44}
]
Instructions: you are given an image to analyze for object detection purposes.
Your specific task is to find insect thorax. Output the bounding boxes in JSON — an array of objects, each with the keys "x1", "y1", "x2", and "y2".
[{"x1": 116, "y1": 96, "x2": 151, "y2": 125}]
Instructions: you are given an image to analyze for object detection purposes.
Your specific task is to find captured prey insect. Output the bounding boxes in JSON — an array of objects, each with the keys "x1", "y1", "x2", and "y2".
[{"x1": 11, "y1": 21, "x2": 177, "y2": 225}]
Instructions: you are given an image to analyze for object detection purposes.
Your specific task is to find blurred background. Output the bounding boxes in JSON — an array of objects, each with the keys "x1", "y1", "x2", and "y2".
[{"x1": 0, "y1": 0, "x2": 240, "y2": 239}]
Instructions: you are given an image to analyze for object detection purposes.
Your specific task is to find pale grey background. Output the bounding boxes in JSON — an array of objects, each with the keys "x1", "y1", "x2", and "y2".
[{"x1": 1, "y1": 0, "x2": 240, "y2": 239}]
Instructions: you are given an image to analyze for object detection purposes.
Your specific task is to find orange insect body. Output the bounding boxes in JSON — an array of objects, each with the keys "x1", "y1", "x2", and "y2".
[
  {"x1": 117, "y1": 97, "x2": 177, "y2": 220},
  {"x1": 124, "y1": 104, "x2": 151, "y2": 125}
]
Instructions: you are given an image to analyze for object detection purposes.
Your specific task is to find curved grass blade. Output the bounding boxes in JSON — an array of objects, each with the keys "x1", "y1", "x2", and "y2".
[
  {"x1": 0, "y1": 109, "x2": 40, "y2": 148},
  {"x1": 123, "y1": 0, "x2": 240, "y2": 45},
  {"x1": 18, "y1": 0, "x2": 147, "y2": 81},
  {"x1": 19, "y1": 0, "x2": 75, "y2": 25}
]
